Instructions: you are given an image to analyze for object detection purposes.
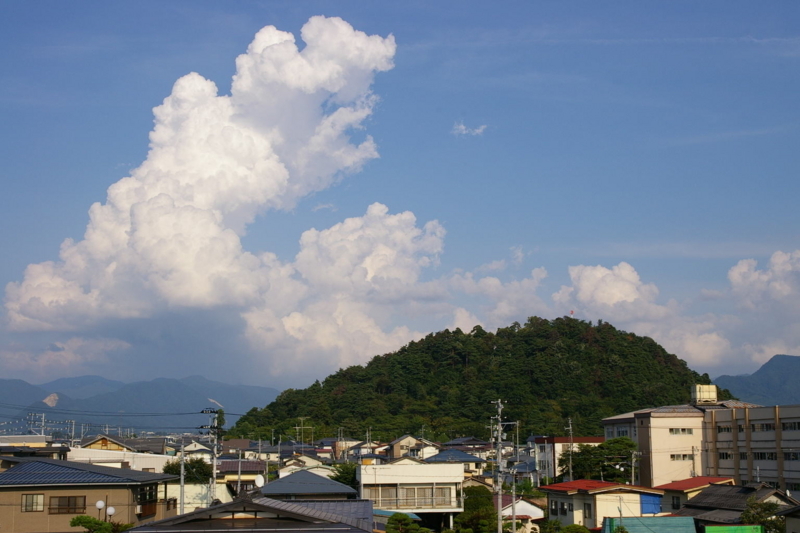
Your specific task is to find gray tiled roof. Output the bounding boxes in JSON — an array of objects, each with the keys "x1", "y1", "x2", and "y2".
[
  {"x1": 260, "y1": 469, "x2": 356, "y2": 495},
  {"x1": 0, "y1": 458, "x2": 175, "y2": 486}
]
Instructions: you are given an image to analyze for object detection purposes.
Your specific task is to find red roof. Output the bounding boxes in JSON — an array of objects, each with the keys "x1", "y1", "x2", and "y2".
[
  {"x1": 539, "y1": 479, "x2": 663, "y2": 495},
  {"x1": 653, "y1": 476, "x2": 734, "y2": 492}
]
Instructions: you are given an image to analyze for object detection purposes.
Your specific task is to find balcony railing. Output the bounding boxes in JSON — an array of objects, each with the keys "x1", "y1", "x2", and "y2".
[{"x1": 371, "y1": 497, "x2": 463, "y2": 510}]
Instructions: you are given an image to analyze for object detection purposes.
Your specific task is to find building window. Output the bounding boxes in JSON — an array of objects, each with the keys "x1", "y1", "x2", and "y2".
[
  {"x1": 49, "y1": 496, "x2": 86, "y2": 514},
  {"x1": 569, "y1": 503, "x2": 574, "y2": 512},
  {"x1": 717, "y1": 425, "x2": 732, "y2": 433},
  {"x1": 606, "y1": 427, "x2": 614, "y2": 439},
  {"x1": 616, "y1": 428, "x2": 629, "y2": 438},
  {"x1": 584, "y1": 503, "x2": 592, "y2": 518},
  {"x1": 670, "y1": 454, "x2": 694, "y2": 461},
  {"x1": 672, "y1": 496, "x2": 681, "y2": 510},
  {"x1": 753, "y1": 452, "x2": 778, "y2": 461},
  {"x1": 539, "y1": 445, "x2": 545, "y2": 453},
  {"x1": 740, "y1": 452, "x2": 749, "y2": 460},
  {"x1": 783, "y1": 422, "x2": 800, "y2": 432},
  {"x1": 787, "y1": 482, "x2": 800, "y2": 491},
  {"x1": 669, "y1": 428, "x2": 694, "y2": 435},
  {"x1": 785, "y1": 452, "x2": 800, "y2": 461},
  {"x1": 560, "y1": 502, "x2": 568, "y2": 515},
  {"x1": 738, "y1": 425, "x2": 746, "y2": 433},
  {"x1": 21, "y1": 494, "x2": 44, "y2": 512},
  {"x1": 551, "y1": 500, "x2": 558, "y2": 514},
  {"x1": 751, "y1": 423, "x2": 776, "y2": 432},
  {"x1": 718, "y1": 452, "x2": 732, "y2": 460}
]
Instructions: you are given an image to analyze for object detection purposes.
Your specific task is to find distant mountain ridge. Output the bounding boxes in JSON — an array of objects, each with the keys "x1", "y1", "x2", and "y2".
[
  {"x1": 714, "y1": 354, "x2": 800, "y2": 406},
  {"x1": 0, "y1": 376, "x2": 280, "y2": 434}
]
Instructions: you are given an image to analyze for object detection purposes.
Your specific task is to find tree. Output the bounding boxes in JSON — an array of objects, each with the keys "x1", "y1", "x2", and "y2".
[
  {"x1": 558, "y1": 438, "x2": 637, "y2": 482},
  {"x1": 387, "y1": 513, "x2": 431, "y2": 533},
  {"x1": 163, "y1": 456, "x2": 214, "y2": 484},
  {"x1": 539, "y1": 520, "x2": 561, "y2": 533},
  {"x1": 740, "y1": 497, "x2": 785, "y2": 533},
  {"x1": 561, "y1": 525, "x2": 590, "y2": 533},
  {"x1": 69, "y1": 515, "x2": 133, "y2": 533},
  {"x1": 454, "y1": 486, "x2": 497, "y2": 533},
  {"x1": 330, "y1": 462, "x2": 359, "y2": 491}
]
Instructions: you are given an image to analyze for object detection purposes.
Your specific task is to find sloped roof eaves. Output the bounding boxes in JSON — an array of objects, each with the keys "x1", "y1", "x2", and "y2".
[
  {"x1": 654, "y1": 477, "x2": 735, "y2": 492},
  {"x1": 0, "y1": 459, "x2": 176, "y2": 486},
  {"x1": 540, "y1": 481, "x2": 663, "y2": 496},
  {"x1": 129, "y1": 496, "x2": 372, "y2": 532}
]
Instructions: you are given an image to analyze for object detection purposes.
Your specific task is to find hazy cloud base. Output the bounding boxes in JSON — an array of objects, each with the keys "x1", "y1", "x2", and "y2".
[{"x1": 3, "y1": 16, "x2": 800, "y2": 386}]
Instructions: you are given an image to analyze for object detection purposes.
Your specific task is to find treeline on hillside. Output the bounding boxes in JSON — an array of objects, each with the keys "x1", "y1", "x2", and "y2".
[{"x1": 231, "y1": 317, "x2": 732, "y2": 442}]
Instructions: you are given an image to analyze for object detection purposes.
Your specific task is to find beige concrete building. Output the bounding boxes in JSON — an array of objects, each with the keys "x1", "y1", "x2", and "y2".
[
  {"x1": 602, "y1": 385, "x2": 759, "y2": 488},
  {"x1": 703, "y1": 403, "x2": 800, "y2": 491}
]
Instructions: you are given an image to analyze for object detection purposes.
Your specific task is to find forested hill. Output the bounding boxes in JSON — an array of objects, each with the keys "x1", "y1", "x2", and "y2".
[{"x1": 231, "y1": 317, "x2": 730, "y2": 441}]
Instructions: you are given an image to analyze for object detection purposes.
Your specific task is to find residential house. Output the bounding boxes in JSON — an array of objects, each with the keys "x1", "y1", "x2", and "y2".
[
  {"x1": 539, "y1": 480, "x2": 665, "y2": 529},
  {"x1": 217, "y1": 459, "x2": 268, "y2": 496},
  {"x1": 777, "y1": 504, "x2": 800, "y2": 533},
  {"x1": 425, "y1": 449, "x2": 486, "y2": 476},
  {"x1": 260, "y1": 469, "x2": 357, "y2": 500},
  {"x1": 81, "y1": 435, "x2": 168, "y2": 455},
  {"x1": 443, "y1": 437, "x2": 493, "y2": 460},
  {"x1": 279, "y1": 464, "x2": 337, "y2": 479},
  {"x1": 0, "y1": 458, "x2": 177, "y2": 532},
  {"x1": 129, "y1": 495, "x2": 373, "y2": 533},
  {"x1": 493, "y1": 494, "x2": 545, "y2": 533},
  {"x1": 675, "y1": 482, "x2": 799, "y2": 527},
  {"x1": 653, "y1": 476, "x2": 735, "y2": 512},
  {"x1": 602, "y1": 385, "x2": 760, "y2": 487},
  {"x1": 388, "y1": 435, "x2": 441, "y2": 461},
  {"x1": 0, "y1": 444, "x2": 69, "y2": 461},
  {"x1": 68, "y1": 447, "x2": 173, "y2": 472},
  {"x1": 531, "y1": 436, "x2": 605, "y2": 481},
  {"x1": 358, "y1": 457, "x2": 464, "y2": 530}
]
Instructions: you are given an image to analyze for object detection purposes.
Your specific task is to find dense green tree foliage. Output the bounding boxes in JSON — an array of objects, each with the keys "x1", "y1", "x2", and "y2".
[
  {"x1": 330, "y1": 462, "x2": 359, "y2": 490},
  {"x1": 740, "y1": 497, "x2": 785, "y2": 533},
  {"x1": 69, "y1": 516, "x2": 133, "y2": 533},
  {"x1": 558, "y1": 437, "x2": 637, "y2": 481},
  {"x1": 163, "y1": 456, "x2": 213, "y2": 484},
  {"x1": 231, "y1": 317, "x2": 732, "y2": 439},
  {"x1": 454, "y1": 486, "x2": 497, "y2": 533},
  {"x1": 387, "y1": 513, "x2": 432, "y2": 533}
]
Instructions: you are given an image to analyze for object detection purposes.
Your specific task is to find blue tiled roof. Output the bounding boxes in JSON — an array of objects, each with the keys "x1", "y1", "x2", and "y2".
[
  {"x1": 426, "y1": 449, "x2": 485, "y2": 463},
  {"x1": 0, "y1": 459, "x2": 175, "y2": 486}
]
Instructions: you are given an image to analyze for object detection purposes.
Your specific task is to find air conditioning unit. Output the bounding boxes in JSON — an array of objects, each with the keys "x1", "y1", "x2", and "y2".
[{"x1": 135, "y1": 505, "x2": 142, "y2": 514}]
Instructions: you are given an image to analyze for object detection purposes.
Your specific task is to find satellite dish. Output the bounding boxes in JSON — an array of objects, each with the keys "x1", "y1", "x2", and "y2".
[{"x1": 255, "y1": 474, "x2": 265, "y2": 488}]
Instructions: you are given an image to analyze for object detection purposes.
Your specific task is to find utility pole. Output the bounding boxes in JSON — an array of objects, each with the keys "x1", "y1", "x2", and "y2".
[
  {"x1": 631, "y1": 450, "x2": 639, "y2": 485},
  {"x1": 490, "y1": 400, "x2": 505, "y2": 533},
  {"x1": 180, "y1": 442, "x2": 185, "y2": 515},
  {"x1": 566, "y1": 418, "x2": 574, "y2": 481},
  {"x1": 200, "y1": 408, "x2": 221, "y2": 503}
]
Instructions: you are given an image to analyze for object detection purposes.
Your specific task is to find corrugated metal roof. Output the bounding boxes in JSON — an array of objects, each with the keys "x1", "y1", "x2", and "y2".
[{"x1": 0, "y1": 458, "x2": 175, "y2": 486}]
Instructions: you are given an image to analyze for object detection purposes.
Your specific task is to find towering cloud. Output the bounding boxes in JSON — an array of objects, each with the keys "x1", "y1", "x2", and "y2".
[{"x1": 6, "y1": 16, "x2": 396, "y2": 330}]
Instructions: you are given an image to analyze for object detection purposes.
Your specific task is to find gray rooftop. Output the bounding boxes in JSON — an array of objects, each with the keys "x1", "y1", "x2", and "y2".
[
  {"x1": 0, "y1": 458, "x2": 176, "y2": 486},
  {"x1": 260, "y1": 469, "x2": 356, "y2": 496}
]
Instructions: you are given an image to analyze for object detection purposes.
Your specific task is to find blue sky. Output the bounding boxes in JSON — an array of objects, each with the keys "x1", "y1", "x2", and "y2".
[{"x1": 1, "y1": 1, "x2": 799, "y2": 388}]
